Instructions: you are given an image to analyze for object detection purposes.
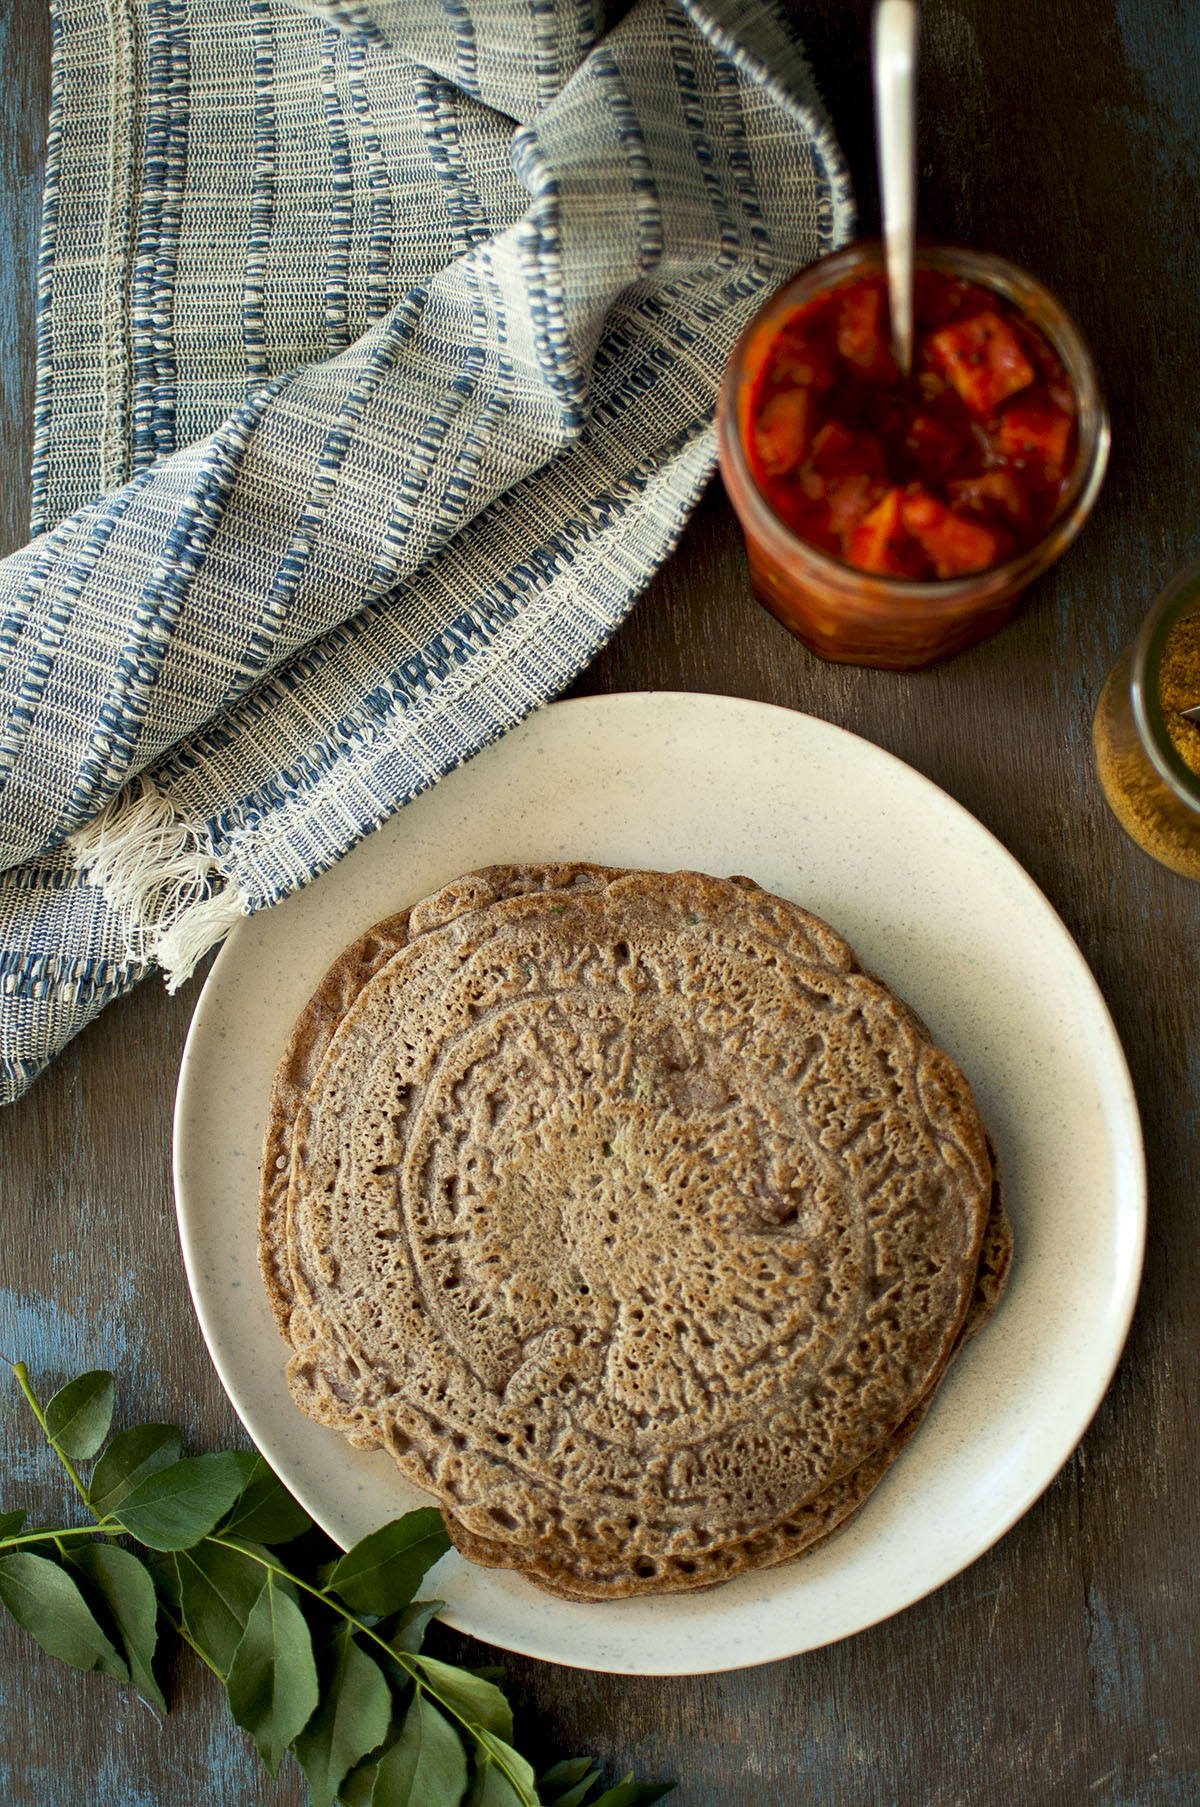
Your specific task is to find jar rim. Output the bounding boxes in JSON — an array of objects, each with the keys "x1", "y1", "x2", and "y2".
[
  {"x1": 717, "y1": 240, "x2": 1111, "y2": 605},
  {"x1": 1130, "y1": 558, "x2": 1200, "y2": 810}
]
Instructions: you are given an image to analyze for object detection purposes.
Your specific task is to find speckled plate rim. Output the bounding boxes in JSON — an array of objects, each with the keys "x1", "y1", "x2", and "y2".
[{"x1": 173, "y1": 691, "x2": 1145, "y2": 1676}]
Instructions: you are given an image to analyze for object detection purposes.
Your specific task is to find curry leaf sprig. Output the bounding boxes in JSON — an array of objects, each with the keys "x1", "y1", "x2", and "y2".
[{"x1": 0, "y1": 1363, "x2": 673, "y2": 1807}]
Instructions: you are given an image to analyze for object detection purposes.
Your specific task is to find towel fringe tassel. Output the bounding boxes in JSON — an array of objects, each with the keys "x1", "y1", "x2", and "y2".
[{"x1": 68, "y1": 778, "x2": 248, "y2": 992}]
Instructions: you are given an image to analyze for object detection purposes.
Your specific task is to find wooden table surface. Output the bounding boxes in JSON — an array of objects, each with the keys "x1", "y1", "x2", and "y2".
[{"x1": 2, "y1": 3, "x2": 1197, "y2": 1802}]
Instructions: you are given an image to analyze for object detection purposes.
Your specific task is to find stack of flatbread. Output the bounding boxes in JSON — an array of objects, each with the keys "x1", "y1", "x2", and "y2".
[{"x1": 260, "y1": 864, "x2": 1011, "y2": 1600}]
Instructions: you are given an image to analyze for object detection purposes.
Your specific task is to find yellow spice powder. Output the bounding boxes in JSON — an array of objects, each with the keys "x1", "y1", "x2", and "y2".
[
  {"x1": 1093, "y1": 622, "x2": 1200, "y2": 880},
  {"x1": 1160, "y1": 612, "x2": 1200, "y2": 774}
]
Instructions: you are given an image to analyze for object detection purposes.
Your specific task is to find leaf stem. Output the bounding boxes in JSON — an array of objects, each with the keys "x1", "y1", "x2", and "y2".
[
  {"x1": 0, "y1": 1522, "x2": 118, "y2": 1553},
  {"x1": 11, "y1": 1361, "x2": 94, "y2": 1509},
  {"x1": 205, "y1": 1535, "x2": 539, "y2": 1807},
  {"x1": 160, "y1": 1602, "x2": 227, "y2": 1684}
]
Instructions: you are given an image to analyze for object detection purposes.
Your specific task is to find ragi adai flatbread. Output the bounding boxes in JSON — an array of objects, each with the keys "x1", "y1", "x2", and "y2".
[{"x1": 260, "y1": 863, "x2": 1011, "y2": 1600}]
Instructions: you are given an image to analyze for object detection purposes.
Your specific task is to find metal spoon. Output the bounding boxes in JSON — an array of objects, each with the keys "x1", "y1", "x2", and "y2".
[{"x1": 873, "y1": 0, "x2": 919, "y2": 376}]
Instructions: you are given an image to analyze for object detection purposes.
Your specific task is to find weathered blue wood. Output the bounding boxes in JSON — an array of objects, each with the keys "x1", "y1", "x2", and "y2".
[{"x1": 1, "y1": 0, "x2": 1198, "y2": 1802}]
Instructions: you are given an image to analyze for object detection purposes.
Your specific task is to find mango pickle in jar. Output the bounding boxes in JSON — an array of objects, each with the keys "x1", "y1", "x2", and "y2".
[{"x1": 717, "y1": 243, "x2": 1110, "y2": 670}]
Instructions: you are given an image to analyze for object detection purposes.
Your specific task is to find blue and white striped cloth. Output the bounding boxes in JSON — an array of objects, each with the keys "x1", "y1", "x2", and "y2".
[{"x1": 0, "y1": 0, "x2": 852, "y2": 1103}]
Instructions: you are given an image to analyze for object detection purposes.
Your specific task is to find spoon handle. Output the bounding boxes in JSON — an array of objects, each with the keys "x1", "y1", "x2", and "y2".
[{"x1": 873, "y1": 0, "x2": 919, "y2": 376}]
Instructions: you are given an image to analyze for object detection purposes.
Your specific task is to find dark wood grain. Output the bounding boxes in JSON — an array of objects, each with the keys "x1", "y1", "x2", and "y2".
[{"x1": 2, "y1": 0, "x2": 1198, "y2": 1801}]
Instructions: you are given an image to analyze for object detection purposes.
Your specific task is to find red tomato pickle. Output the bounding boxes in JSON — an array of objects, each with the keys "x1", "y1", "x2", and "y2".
[
  {"x1": 746, "y1": 272, "x2": 1071, "y2": 580},
  {"x1": 717, "y1": 245, "x2": 1110, "y2": 669}
]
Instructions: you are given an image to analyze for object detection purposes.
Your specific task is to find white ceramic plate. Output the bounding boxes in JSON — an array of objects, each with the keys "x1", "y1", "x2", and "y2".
[{"x1": 173, "y1": 692, "x2": 1145, "y2": 1675}]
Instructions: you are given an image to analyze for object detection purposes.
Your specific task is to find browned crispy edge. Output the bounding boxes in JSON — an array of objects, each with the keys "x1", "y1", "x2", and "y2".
[{"x1": 259, "y1": 908, "x2": 413, "y2": 1336}]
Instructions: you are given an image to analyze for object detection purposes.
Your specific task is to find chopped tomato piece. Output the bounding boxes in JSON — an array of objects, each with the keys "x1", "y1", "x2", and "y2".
[
  {"x1": 995, "y1": 404, "x2": 1074, "y2": 481},
  {"x1": 948, "y1": 470, "x2": 1031, "y2": 530},
  {"x1": 771, "y1": 326, "x2": 839, "y2": 394},
  {"x1": 926, "y1": 311, "x2": 1035, "y2": 415},
  {"x1": 901, "y1": 487, "x2": 1007, "y2": 576},
  {"x1": 810, "y1": 421, "x2": 887, "y2": 479},
  {"x1": 846, "y1": 488, "x2": 920, "y2": 575},
  {"x1": 826, "y1": 473, "x2": 884, "y2": 537},
  {"x1": 751, "y1": 388, "x2": 814, "y2": 478},
  {"x1": 837, "y1": 285, "x2": 898, "y2": 384}
]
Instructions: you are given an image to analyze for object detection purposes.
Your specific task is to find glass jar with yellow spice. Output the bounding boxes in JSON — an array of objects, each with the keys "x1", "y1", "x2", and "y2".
[{"x1": 1093, "y1": 559, "x2": 1200, "y2": 878}]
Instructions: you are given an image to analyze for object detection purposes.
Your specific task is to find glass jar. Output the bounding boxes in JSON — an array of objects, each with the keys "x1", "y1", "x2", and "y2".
[
  {"x1": 717, "y1": 242, "x2": 1111, "y2": 670},
  {"x1": 1093, "y1": 560, "x2": 1200, "y2": 879}
]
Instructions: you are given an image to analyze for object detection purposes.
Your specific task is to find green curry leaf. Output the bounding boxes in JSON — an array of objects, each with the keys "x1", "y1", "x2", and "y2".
[
  {"x1": 44, "y1": 1371, "x2": 115, "y2": 1460},
  {"x1": 3, "y1": 1362, "x2": 674, "y2": 1803}
]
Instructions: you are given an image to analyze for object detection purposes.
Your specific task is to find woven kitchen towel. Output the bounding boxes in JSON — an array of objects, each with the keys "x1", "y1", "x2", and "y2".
[{"x1": 0, "y1": 0, "x2": 852, "y2": 1104}]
